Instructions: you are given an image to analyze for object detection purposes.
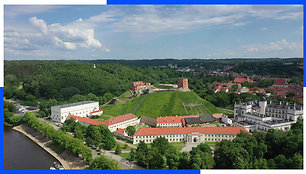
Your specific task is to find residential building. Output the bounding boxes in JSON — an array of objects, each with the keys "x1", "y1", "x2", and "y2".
[
  {"x1": 273, "y1": 80, "x2": 288, "y2": 88},
  {"x1": 51, "y1": 101, "x2": 99, "y2": 123},
  {"x1": 133, "y1": 126, "x2": 248, "y2": 144},
  {"x1": 233, "y1": 77, "x2": 250, "y2": 83}
]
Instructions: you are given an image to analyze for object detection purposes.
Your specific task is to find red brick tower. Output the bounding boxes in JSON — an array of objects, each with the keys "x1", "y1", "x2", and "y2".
[{"x1": 178, "y1": 78, "x2": 188, "y2": 89}]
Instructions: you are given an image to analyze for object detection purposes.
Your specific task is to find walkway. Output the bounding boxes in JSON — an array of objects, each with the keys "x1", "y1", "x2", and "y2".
[{"x1": 132, "y1": 94, "x2": 147, "y2": 114}]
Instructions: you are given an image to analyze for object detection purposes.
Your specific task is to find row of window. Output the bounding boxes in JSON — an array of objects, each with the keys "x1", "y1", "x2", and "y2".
[{"x1": 109, "y1": 119, "x2": 138, "y2": 129}]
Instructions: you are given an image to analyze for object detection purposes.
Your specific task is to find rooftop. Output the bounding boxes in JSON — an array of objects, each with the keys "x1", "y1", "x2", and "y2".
[
  {"x1": 157, "y1": 115, "x2": 199, "y2": 124},
  {"x1": 67, "y1": 115, "x2": 106, "y2": 126},
  {"x1": 54, "y1": 101, "x2": 97, "y2": 109},
  {"x1": 184, "y1": 114, "x2": 216, "y2": 125},
  {"x1": 134, "y1": 126, "x2": 248, "y2": 136},
  {"x1": 104, "y1": 113, "x2": 138, "y2": 126}
]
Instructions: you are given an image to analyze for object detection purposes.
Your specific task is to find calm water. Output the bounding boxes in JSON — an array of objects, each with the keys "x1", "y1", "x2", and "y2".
[{"x1": 4, "y1": 126, "x2": 59, "y2": 169}]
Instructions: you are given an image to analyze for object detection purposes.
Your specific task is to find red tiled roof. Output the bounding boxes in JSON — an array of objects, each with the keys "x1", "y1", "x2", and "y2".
[
  {"x1": 114, "y1": 128, "x2": 125, "y2": 135},
  {"x1": 157, "y1": 115, "x2": 199, "y2": 124},
  {"x1": 67, "y1": 115, "x2": 106, "y2": 126},
  {"x1": 273, "y1": 80, "x2": 286, "y2": 86},
  {"x1": 212, "y1": 113, "x2": 224, "y2": 119},
  {"x1": 104, "y1": 113, "x2": 138, "y2": 126},
  {"x1": 234, "y1": 78, "x2": 249, "y2": 83},
  {"x1": 134, "y1": 126, "x2": 248, "y2": 136},
  {"x1": 91, "y1": 109, "x2": 104, "y2": 113}
]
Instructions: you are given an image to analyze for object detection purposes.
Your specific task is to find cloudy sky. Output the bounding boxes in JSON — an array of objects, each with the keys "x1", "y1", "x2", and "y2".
[{"x1": 4, "y1": 5, "x2": 303, "y2": 60}]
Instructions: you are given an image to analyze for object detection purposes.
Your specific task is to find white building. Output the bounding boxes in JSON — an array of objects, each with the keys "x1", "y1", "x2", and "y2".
[
  {"x1": 233, "y1": 97, "x2": 303, "y2": 132},
  {"x1": 221, "y1": 115, "x2": 233, "y2": 126},
  {"x1": 51, "y1": 101, "x2": 99, "y2": 123},
  {"x1": 133, "y1": 126, "x2": 248, "y2": 144},
  {"x1": 104, "y1": 113, "x2": 140, "y2": 132}
]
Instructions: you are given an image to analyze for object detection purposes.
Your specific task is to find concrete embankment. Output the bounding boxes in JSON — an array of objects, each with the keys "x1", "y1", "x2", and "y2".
[{"x1": 12, "y1": 124, "x2": 70, "y2": 169}]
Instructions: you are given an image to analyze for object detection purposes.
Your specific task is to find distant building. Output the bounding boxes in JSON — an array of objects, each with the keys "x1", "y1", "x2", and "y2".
[
  {"x1": 234, "y1": 97, "x2": 303, "y2": 132},
  {"x1": 131, "y1": 81, "x2": 151, "y2": 91},
  {"x1": 51, "y1": 101, "x2": 99, "y2": 123},
  {"x1": 178, "y1": 78, "x2": 188, "y2": 89},
  {"x1": 133, "y1": 126, "x2": 248, "y2": 144},
  {"x1": 273, "y1": 80, "x2": 287, "y2": 88},
  {"x1": 233, "y1": 77, "x2": 250, "y2": 83}
]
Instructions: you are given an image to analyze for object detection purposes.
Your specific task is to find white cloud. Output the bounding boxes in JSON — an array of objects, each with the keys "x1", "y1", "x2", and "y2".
[
  {"x1": 5, "y1": 16, "x2": 104, "y2": 55},
  {"x1": 243, "y1": 40, "x2": 303, "y2": 58}
]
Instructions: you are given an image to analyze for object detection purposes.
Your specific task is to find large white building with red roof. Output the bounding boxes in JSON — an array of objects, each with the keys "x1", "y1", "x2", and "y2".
[
  {"x1": 51, "y1": 101, "x2": 100, "y2": 123},
  {"x1": 103, "y1": 113, "x2": 140, "y2": 132},
  {"x1": 67, "y1": 113, "x2": 140, "y2": 132},
  {"x1": 133, "y1": 126, "x2": 248, "y2": 144}
]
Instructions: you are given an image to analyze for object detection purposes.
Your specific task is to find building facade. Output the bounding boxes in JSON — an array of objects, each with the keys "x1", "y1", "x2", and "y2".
[
  {"x1": 104, "y1": 113, "x2": 140, "y2": 132},
  {"x1": 233, "y1": 97, "x2": 303, "y2": 132},
  {"x1": 133, "y1": 126, "x2": 248, "y2": 144},
  {"x1": 178, "y1": 78, "x2": 188, "y2": 89},
  {"x1": 131, "y1": 81, "x2": 151, "y2": 91},
  {"x1": 51, "y1": 101, "x2": 99, "y2": 123}
]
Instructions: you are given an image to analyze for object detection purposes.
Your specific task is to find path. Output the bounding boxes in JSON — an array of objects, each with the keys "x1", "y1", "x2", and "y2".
[{"x1": 132, "y1": 94, "x2": 147, "y2": 114}]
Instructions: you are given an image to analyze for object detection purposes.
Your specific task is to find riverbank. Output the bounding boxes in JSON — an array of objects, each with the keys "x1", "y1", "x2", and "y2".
[{"x1": 13, "y1": 124, "x2": 88, "y2": 169}]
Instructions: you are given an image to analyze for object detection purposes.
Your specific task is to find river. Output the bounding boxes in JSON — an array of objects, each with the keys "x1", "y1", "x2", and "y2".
[{"x1": 4, "y1": 126, "x2": 59, "y2": 169}]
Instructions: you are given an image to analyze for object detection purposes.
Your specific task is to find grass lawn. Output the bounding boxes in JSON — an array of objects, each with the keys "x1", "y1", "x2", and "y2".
[
  {"x1": 101, "y1": 91, "x2": 222, "y2": 118},
  {"x1": 135, "y1": 91, "x2": 222, "y2": 117},
  {"x1": 118, "y1": 153, "x2": 130, "y2": 160},
  {"x1": 154, "y1": 84, "x2": 174, "y2": 89},
  {"x1": 217, "y1": 107, "x2": 234, "y2": 114},
  {"x1": 102, "y1": 95, "x2": 145, "y2": 116}
]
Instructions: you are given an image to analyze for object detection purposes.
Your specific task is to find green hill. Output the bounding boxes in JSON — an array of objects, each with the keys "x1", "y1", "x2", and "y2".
[{"x1": 100, "y1": 91, "x2": 223, "y2": 118}]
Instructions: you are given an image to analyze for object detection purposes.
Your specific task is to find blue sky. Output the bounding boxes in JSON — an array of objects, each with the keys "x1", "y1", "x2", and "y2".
[{"x1": 4, "y1": 5, "x2": 303, "y2": 60}]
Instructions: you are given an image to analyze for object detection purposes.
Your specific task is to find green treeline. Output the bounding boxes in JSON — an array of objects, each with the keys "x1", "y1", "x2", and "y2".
[
  {"x1": 130, "y1": 120, "x2": 303, "y2": 169},
  {"x1": 23, "y1": 113, "x2": 93, "y2": 162},
  {"x1": 215, "y1": 120, "x2": 303, "y2": 169}
]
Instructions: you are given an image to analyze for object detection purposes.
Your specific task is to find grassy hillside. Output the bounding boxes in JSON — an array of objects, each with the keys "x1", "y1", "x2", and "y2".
[{"x1": 100, "y1": 91, "x2": 223, "y2": 118}]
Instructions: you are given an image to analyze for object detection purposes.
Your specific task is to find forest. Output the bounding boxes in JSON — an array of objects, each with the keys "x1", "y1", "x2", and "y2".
[{"x1": 4, "y1": 58, "x2": 303, "y2": 118}]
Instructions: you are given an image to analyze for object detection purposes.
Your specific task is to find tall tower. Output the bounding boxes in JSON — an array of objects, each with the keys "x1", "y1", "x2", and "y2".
[
  {"x1": 178, "y1": 78, "x2": 188, "y2": 89},
  {"x1": 259, "y1": 96, "x2": 267, "y2": 115}
]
